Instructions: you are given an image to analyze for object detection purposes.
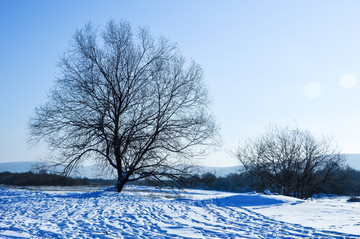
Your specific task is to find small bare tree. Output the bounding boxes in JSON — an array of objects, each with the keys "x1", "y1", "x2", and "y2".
[
  {"x1": 236, "y1": 126, "x2": 345, "y2": 199},
  {"x1": 29, "y1": 20, "x2": 219, "y2": 192}
]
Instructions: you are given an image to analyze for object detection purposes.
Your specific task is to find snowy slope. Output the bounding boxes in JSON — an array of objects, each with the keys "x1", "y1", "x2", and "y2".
[
  {"x1": 251, "y1": 196, "x2": 360, "y2": 235},
  {"x1": 0, "y1": 186, "x2": 359, "y2": 238}
]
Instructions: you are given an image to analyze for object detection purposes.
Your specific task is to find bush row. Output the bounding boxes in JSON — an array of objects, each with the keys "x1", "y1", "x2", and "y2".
[
  {"x1": 0, "y1": 171, "x2": 115, "y2": 186},
  {"x1": 185, "y1": 167, "x2": 360, "y2": 196}
]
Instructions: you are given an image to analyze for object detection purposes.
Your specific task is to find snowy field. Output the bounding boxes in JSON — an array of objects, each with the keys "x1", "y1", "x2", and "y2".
[{"x1": 0, "y1": 186, "x2": 359, "y2": 238}]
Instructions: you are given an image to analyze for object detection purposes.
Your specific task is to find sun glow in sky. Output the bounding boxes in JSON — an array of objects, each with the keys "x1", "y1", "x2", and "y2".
[
  {"x1": 339, "y1": 74, "x2": 358, "y2": 89},
  {"x1": 1, "y1": 0, "x2": 360, "y2": 167},
  {"x1": 303, "y1": 82, "x2": 323, "y2": 99}
]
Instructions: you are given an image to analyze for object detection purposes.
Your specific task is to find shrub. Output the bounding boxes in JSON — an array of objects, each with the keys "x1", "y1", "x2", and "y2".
[{"x1": 347, "y1": 197, "x2": 360, "y2": 202}]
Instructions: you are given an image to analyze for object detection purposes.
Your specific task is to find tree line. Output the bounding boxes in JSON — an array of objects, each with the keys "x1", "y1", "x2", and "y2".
[
  {"x1": 0, "y1": 171, "x2": 115, "y2": 186},
  {"x1": 2, "y1": 167, "x2": 360, "y2": 197},
  {"x1": 187, "y1": 167, "x2": 360, "y2": 197}
]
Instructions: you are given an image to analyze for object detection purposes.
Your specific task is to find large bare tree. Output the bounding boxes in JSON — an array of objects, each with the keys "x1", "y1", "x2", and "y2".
[
  {"x1": 236, "y1": 126, "x2": 345, "y2": 199},
  {"x1": 29, "y1": 20, "x2": 219, "y2": 192}
]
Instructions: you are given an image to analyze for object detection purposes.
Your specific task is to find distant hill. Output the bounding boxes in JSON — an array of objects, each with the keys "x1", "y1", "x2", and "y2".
[
  {"x1": 343, "y1": 154, "x2": 360, "y2": 169},
  {"x1": 1, "y1": 154, "x2": 359, "y2": 179},
  {"x1": 197, "y1": 166, "x2": 242, "y2": 177},
  {"x1": 0, "y1": 161, "x2": 34, "y2": 173},
  {"x1": 0, "y1": 161, "x2": 241, "y2": 179},
  {"x1": 0, "y1": 162, "x2": 103, "y2": 179}
]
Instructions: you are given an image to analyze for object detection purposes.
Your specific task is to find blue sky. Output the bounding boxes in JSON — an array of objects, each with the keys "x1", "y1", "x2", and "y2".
[{"x1": 1, "y1": 0, "x2": 360, "y2": 167}]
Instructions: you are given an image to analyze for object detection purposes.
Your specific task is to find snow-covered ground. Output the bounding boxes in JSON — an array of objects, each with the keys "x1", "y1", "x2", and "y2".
[
  {"x1": 0, "y1": 186, "x2": 359, "y2": 238},
  {"x1": 250, "y1": 195, "x2": 360, "y2": 235}
]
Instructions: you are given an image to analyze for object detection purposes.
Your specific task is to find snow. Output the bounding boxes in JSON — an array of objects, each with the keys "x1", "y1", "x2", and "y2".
[
  {"x1": 251, "y1": 196, "x2": 360, "y2": 235},
  {"x1": 0, "y1": 186, "x2": 359, "y2": 238}
]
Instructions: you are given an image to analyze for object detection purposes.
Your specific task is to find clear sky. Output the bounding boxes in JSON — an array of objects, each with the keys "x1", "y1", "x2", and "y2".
[{"x1": 1, "y1": 0, "x2": 360, "y2": 167}]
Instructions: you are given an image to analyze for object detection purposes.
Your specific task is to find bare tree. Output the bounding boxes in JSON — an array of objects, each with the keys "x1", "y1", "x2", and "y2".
[
  {"x1": 29, "y1": 20, "x2": 219, "y2": 192},
  {"x1": 236, "y1": 126, "x2": 345, "y2": 199}
]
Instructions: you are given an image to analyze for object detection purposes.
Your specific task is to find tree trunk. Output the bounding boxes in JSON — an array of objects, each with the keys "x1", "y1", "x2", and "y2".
[
  {"x1": 116, "y1": 169, "x2": 130, "y2": 193},
  {"x1": 116, "y1": 178, "x2": 126, "y2": 193}
]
